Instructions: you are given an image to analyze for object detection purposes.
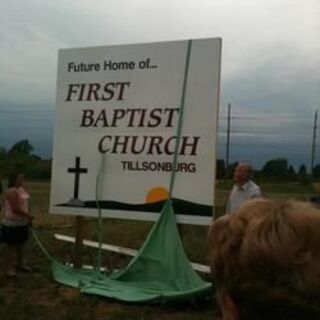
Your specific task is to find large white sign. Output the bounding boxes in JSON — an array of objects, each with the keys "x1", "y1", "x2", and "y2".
[{"x1": 50, "y1": 38, "x2": 222, "y2": 225}]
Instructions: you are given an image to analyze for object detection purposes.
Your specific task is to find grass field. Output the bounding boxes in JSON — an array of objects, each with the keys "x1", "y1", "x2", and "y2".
[{"x1": 0, "y1": 180, "x2": 316, "y2": 319}]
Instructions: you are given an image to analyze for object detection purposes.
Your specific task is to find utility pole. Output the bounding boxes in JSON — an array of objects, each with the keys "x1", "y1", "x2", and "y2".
[
  {"x1": 226, "y1": 103, "x2": 231, "y2": 176},
  {"x1": 311, "y1": 110, "x2": 318, "y2": 176}
]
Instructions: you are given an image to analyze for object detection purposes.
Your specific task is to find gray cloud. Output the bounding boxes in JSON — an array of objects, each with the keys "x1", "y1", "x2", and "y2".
[{"x1": 0, "y1": 0, "x2": 319, "y2": 166}]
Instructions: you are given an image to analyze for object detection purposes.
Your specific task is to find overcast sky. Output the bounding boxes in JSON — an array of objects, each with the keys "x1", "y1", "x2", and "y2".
[{"x1": 0, "y1": 0, "x2": 319, "y2": 168}]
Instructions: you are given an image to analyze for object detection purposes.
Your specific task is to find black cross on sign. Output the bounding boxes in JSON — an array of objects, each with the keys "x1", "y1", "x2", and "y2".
[{"x1": 68, "y1": 156, "x2": 88, "y2": 199}]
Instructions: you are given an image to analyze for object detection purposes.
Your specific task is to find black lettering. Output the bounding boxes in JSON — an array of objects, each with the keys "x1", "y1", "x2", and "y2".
[
  {"x1": 86, "y1": 83, "x2": 101, "y2": 101},
  {"x1": 164, "y1": 136, "x2": 177, "y2": 155},
  {"x1": 147, "y1": 108, "x2": 162, "y2": 127},
  {"x1": 164, "y1": 108, "x2": 180, "y2": 127},
  {"x1": 111, "y1": 109, "x2": 126, "y2": 127},
  {"x1": 93, "y1": 109, "x2": 109, "y2": 127},
  {"x1": 127, "y1": 109, "x2": 142, "y2": 127},
  {"x1": 80, "y1": 109, "x2": 95, "y2": 127},
  {"x1": 142, "y1": 161, "x2": 149, "y2": 171},
  {"x1": 180, "y1": 136, "x2": 200, "y2": 156},
  {"x1": 98, "y1": 135, "x2": 112, "y2": 153},
  {"x1": 137, "y1": 109, "x2": 147, "y2": 127},
  {"x1": 66, "y1": 84, "x2": 80, "y2": 101},
  {"x1": 68, "y1": 62, "x2": 75, "y2": 72},
  {"x1": 112, "y1": 136, "x2": 130, "y2": 154},
  {"x1": 116, "y1": 82, "x2": 130, "y2": 100},
  {"x1": 101, "y1": 82, "x2": 115, "y2": 101},
  {"x1": 131, "y1": 136, "x2": 147, "y2": 154},
  {"x1": 188, "y1": 163, "x2": 196, "y2": 173},
  {"x1": 179, "y1": 163, "x2": 188, "y2": 172},
  {"x1": 147, "y1": 136, "x2": 163, "y2": 155}
]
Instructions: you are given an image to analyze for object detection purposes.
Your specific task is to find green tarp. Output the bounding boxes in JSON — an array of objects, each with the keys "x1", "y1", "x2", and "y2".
[{"x1": 52, "y1": 201, "x2": 212, "y2": 302}]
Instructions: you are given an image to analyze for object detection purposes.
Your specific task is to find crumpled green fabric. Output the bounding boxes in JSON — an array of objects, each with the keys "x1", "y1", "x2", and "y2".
[{"x1": 52, "y1": 201, "x2": 212, "y2": 302}]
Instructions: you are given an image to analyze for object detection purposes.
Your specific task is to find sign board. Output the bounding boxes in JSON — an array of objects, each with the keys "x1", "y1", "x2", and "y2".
[{"x1": 50, "y1": 38, "x2": 222, "y2": 225}]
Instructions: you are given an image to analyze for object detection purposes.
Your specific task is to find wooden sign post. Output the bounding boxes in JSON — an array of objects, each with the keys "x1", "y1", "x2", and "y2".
[{"x1": 74, "y1": 216, "x2": 84, "y2": 269}]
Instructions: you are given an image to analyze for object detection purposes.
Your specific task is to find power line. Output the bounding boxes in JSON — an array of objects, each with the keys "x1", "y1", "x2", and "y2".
[
  {"x1": 311, "y1": 110, "x2": 318, "y2": 175},
  {"x1": 220, "y1": 115, "x2": 313, "y2": 120},
  {"x1": 225, "y1": 103, "x2": 231, "y2": 171}
]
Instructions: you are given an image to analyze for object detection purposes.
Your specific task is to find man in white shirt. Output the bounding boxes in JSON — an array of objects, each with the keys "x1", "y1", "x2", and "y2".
[{"x1": 227, "y1": 162, "x2": 262, "y2": 214}]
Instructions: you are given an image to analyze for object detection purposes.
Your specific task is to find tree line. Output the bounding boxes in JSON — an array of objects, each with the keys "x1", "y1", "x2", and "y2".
[
  {"x1": 0, "y1": 139, "x2": 317, "y2": 182},
  {"x1": 0, "y1": 140, "x2": 51, "y2": 180},
  {"x1": 216, "y1": 158, "x2": 315, "y2": 182}
]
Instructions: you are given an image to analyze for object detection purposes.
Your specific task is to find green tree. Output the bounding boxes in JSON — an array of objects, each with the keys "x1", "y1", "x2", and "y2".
[
  {"x1": 226, "y1": 162, "x2": 238, "y2": 179},
  {"x1": 0, "y1": 147, "x2": 9, "y2": 175},
  {"x1": 0, "y1": 140, "x2": 48, "y2": 178},
  {"x1": 313, "y1": 164, "x2": 320, "y2": 178},
  {"x1": 216, "y1": 159, "x2": 226, "y2": 179},
  {"x1": 9, "y1": 139, "x2": 34, "y2": 155},
  {"x1": 297, "y1": 163, "x2": 312, "y2": 185},
  {"x1": 287, "y1": 165, "x2": 297, "y2": 181},
  {"x1": 262, "y1": 158, "x2": 288, "y2": 178},
  {"x1": 299, "y1": 164, "x2": 307, "y2": 176}
]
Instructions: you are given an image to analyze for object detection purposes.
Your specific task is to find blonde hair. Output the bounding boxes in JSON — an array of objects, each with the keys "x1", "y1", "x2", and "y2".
[{"x1": 209, "y1": 199, "x2": 320, "y2": 320}]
